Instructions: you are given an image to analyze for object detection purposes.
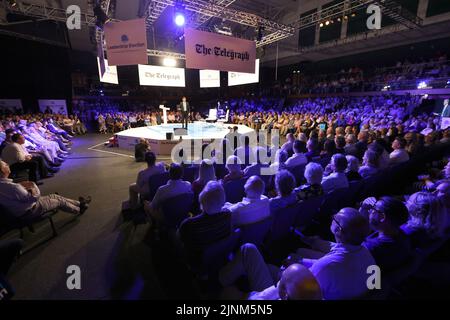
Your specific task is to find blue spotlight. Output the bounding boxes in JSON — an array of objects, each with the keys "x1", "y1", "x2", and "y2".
[{"x1": 174, "y1": 13, "x2": 185, "y2": 27}]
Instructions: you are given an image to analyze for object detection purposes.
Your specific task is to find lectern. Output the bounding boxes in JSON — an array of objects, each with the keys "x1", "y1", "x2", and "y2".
[{"x1": 159, "y1": 105, "x2": 170, "y2": 125}]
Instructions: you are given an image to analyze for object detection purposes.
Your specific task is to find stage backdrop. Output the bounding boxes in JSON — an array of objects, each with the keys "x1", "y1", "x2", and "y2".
[
  {"x1": 0, "y1": 99, "x2": 23, "y2": 111},
  {"x1": 97, "y1": 57, "x2": 119, "y2": 84},
  {"x1": 199, "y1": 70, "x2": 220, "y2": 88},
  {"x1": 38, "y1": 99, "x2": 68, "y2": 115},
  {"x1": 184, "y1": 28, "x2": 256, "y2": 73},
  {"x1": 138, "y1": 64, "x2": 186, "y2": 87},
  {"x1": 104, "y1": 19, "x2": 148, "y2": 66},
  {"x1": 228, "y1": 59, "x2": 260, "y2": 86}
]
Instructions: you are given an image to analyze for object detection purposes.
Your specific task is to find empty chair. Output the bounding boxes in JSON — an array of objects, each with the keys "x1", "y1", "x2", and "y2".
[
  {"x1": 238, "y1": 217, "x2": 272, "y2": 248},
  {"x1": 187, "y1": 229, "x2": 241, "y2": 278},
  {"x1": 294, "y1": 195, "x2": 324, "y2": 230},
  {"x1": 223, "y1": 178, "x2": 246, "y2": 203},
  {"x1": 267, "y1": 202, "x2": 299, "y2": 243},
  {"x1": 160, "y1": 193, "x2": 194, "y2": 229},
  {"x1": 183, "y1": 165, "x2": 199, "y2": 183},
  {"x1": 287, "y1": 165, "x2": 306, "y2": 186},
  {"x1": 147, "y1": 172, "x2": 170, "y2": 201}
]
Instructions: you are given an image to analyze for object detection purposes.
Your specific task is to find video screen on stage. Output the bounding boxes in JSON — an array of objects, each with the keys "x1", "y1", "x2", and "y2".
[
  {"x1": 227, "y1": 59, "x2": 260, "y2": 86},
  {"x1": 138, "y1": 64, "x2": 186, "y2": 87},
  {"x1": 97, "y1": 57, "x2": 119, "y2": 84},
  {"x1": 199, "y1": 69, "x2": 220, "y2": 88}
]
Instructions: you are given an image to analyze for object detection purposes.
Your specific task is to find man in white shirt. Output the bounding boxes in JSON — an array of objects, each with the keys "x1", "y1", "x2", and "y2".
[
  {"x1": 226, "y1": 175, "x2": 270, "y2": 227},
  {"x1": 389, "y1": 137, "x2": 409, "y2": 165},
  {"x1": 145, "y1": 163, "x2": 192, "y2": 221},
  {"x1": 219, "y1": 207, "x2": 374, "y2": 300},
  {"x1": 285, "y1": 140, "x2": 307, "y2": 168},
  {"x1": 0, "y1": 161, "x2": 89, "y2": 219},
  {"x1": 127, "y1": 151, "x2": 166, "y2": 209},
  {"x1": 321, "y1": 153, "x2": 349, "y2": 193}
]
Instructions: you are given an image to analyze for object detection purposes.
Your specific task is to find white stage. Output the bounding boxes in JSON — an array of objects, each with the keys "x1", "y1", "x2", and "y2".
[{"x1": 116, "y1": 121, "x2": 254, "y2": 155}]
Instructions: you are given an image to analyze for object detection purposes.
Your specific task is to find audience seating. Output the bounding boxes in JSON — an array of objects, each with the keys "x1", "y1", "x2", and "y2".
[
  {"x1": 237, "y1": 217, "x2": 273, "y2": 249},
  {"x1": 223, "y1": 178, "x2": 246, "y2": 203},
  {"x1": 146, "y1": 172, "x2": 170, "y2": 201},
  {"x1": 287, "y1": 164, "x2": 306, "y2": 186},
  {"x1": 160, "y1": 193, "x2": 194, "y2": 229}
]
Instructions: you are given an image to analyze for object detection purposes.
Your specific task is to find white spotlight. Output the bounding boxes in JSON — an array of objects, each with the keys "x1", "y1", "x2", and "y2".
[{"x1": 162, "y1": 58, "x2": 177, "y2": 67}]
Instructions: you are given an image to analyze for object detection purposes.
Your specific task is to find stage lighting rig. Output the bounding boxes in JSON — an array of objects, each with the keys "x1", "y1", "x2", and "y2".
[
  {"x1": 6, "y1": 0, "x2": 17, "y2": 7},
  {"x1": 93, "y1": 4, "x2": 111, "y2": 29}
]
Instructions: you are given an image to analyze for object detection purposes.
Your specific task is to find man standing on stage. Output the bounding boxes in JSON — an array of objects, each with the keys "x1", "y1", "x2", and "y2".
[{"x1": 179, "y1": 96, "x2": 190, "y2": 129}]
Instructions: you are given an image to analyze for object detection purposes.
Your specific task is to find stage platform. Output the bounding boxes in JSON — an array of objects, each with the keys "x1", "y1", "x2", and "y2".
[{"x1": 116, "y1": 121, "x2": 254, "y2": 155}]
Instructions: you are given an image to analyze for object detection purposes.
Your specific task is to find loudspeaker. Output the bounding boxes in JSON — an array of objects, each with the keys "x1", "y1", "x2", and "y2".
[
  {"x1": 174, "y1": 128, "x2": 188, "y2": 136},
  {"x1": 166, "y1": 132, "x2": 173, "y2": 140}
]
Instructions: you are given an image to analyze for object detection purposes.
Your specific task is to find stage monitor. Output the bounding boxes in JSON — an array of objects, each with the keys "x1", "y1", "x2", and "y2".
[
  {"x1": 227, "y1": 59, "x2": 259, "y2": 86},
  {"x1": 138, "y1": 64, "x2": 185, "y2": 87},
  {"x1": 97, "y1": 57, "x2": 119, "y2": 84},
  {"x1": 199, "y1": 70, "x2": 220, "y2": 88}
]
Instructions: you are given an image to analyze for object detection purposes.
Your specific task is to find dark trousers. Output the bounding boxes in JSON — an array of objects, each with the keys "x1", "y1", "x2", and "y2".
[
  {"x1": 0, "y1": 239, "x2": 24, "y2": 275},
  {"x1": 10, "y1": 161, "x2": 38, "y2": 182},
  {"x1": 182, "y1": 112, "x2": 189, "y2": 129},
  {"x1": 32, "y1": 155, "x2": 49, "y2": 178}
]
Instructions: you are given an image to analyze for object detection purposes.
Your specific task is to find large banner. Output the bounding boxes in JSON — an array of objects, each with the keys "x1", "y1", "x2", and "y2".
[
  {"x1": 184, "y1": 28, "x2": 256, "y2": 73},
  {"x1": 228, "y1": 59, "x2": 260, "y2": 86},
  {"x1": 104, "y1": 19, "x2": 148, "y2": 66},
  {"x1": 138, "y1": 64, "x2": 185, "y2": 87},
  {"x1": 0, "y1": 99, "x2": 23, "y2": 111},
  {"x1": 38, "y1": 99, "x2": 68, "y2": 115},
  {"x1": 97, "y1": 57, "x2": 119, "y2": 84},
  {"x1": 199, "y1": 69, "x2": 220, "y2": 88}
]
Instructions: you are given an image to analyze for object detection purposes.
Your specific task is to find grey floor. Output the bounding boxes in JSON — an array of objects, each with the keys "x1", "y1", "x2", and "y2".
[{"x1": 5, "y1": 134, "x2": 193, "y2": 300}]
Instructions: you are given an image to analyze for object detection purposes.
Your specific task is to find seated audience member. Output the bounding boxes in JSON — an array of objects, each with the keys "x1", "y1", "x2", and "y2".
[
  {"x1": 434, "y1": 181, "x2": 450, "y2": 214},
  {"x1": 220, "y1": 208, "x2": 374, "y2": 300},
  {"x1": 192, "y1": 159, "x2": 216, "y2": 194},
  {"x1": 358, "y1": 149, "x2": 380, "y2": 179},
  {"x1": 389, "y1": 137, "x2": 410, "y2": 165},
  {"x1": 305, "y1": 138, "x2": 320, "y2": 162},
  {"x1": 0, "y1": 161, "x2": 90, "y2": 218},
  {"x1": 369, "y1": 140, "x2": 390, "y2": 169},
  {"x1": 178, "y1": 181, "x2": 231, "y2": 251},
  {"x1": 226, "y1": 176, "x2": 270, "y2": 227},
  {"x1": 335, "y1": 135, "x2": 346, "y2": 154},
  {"x1": 1, "y1": 133, "x2": 52, "y2": 182},
  {"x1": 345, "y1": 155, "x2": 362, "y2": 181},
  {"x1": 270, "y1": 170, "x2": 297, "y2": 211},
  {"x1": 402, "y1": 192, "x2": 448, "y2": 249},
  {"x1": 321, "y1": 154, "x2": 349, "y2": 193},
  {"x1": 222, "y1": 155, "x2": 244, "y2": 184},
  {"x1": 295, "y1": 162, "x2": 324, "y2": 201},
  {"x1": 320, "y1": 139, "x2": 336, "y2": 161},
  {"x1": 127, "y1": 151, "x2": 165, "y2": 210},
  {"x1": 344, "y1": 134, "x2": 358, "y2": 157},
  {"x1": 144, "y1": 163, "x2": 191, "y2": 220},
  {"x1": 134, "y1": 138, "x2": 150, "y2": 162},
  {"x1": 285, "y1": 140, "x2": 307, "y2": 168},
  {"x1": 363, "y1": 196, "x2": 412, "y2": 272},
  {"x1": 280, "y1": 133, "x2": 295, "y2": 158}
]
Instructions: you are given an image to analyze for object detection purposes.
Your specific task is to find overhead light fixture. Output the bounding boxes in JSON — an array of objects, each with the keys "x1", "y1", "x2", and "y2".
[
  {"x1": 93, "y1": 5, "x2": 111, "y2": 29},
  {"x1": 162, "y1": 57, "x2": 177, "y2": 67},
  {"x1": 319, "y1": 22, "x2": 324, "y2": 27},
  {"x1": 351, "y1": 13, "x2": 356, "y2": 17},
  {"x1": 7, "y1": 0, "x2": 17, "y2": 7},
  {"x1": 174, "y1": 0, "x2": 186, "y2": 27},
  {"x1": 174, "y1": 13, "x2": 185, "y2": 27},
  {"x1": 337, "y1": 17, "x2": 341, "y2": 22},
  {"x1": 325, "y1": 20, "x2": 330, "y2": 26},
  {"x1": 417, "y1": 81, "x2": 427, "y2": 89},
  {"x1": 344, "y1": 15, "x2": 348, "y2": 20}
]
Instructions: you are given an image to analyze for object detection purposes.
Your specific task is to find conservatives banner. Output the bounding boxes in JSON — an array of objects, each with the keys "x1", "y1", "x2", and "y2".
[
  {"x1": 185, "y1": 28, "x2": 256, "y2": 73},
  {"x1": 104, "y1": 19, "x2": 148, "y2": 66},
  {"x1": 97, "y1": 57, "x2": 119, "y2": 84},
  {"x1": 38, "y1": 99, "x2": 68, "y2": 115},
  {"x1": 228, "y1": 59, "x2": 260, "y2": 86},
  {"x1": 138, "y1": 64, "x2": 185, "y2": 87},
  {"x1": 199, "y1": 70, "x2": 220, "y2": 88}
]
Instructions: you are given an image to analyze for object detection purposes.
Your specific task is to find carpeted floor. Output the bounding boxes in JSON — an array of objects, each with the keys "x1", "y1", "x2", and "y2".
[{"x1": 4, "y1": 134, "x2": 196, "y2": 300}]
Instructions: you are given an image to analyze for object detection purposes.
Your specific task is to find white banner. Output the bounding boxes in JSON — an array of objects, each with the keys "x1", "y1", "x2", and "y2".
[
  {"x1": 97, "y1": 57, "x2": 119, "y2": 84},
  {"x1": 228, "y1": 59, "x2": 260, "y2": 86},
  {"x1": 199, "y1": 69, "x2": 220, "y2": 88},
  {"x1": 0, "y1": 99, "x2": 23, "y2": 111},
  {"x1": 38, "y1": 99, "x2": 68, "y2": 115},
  {"x1": 138, "y1": 64, "x2": 185, "y2": 87}
]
